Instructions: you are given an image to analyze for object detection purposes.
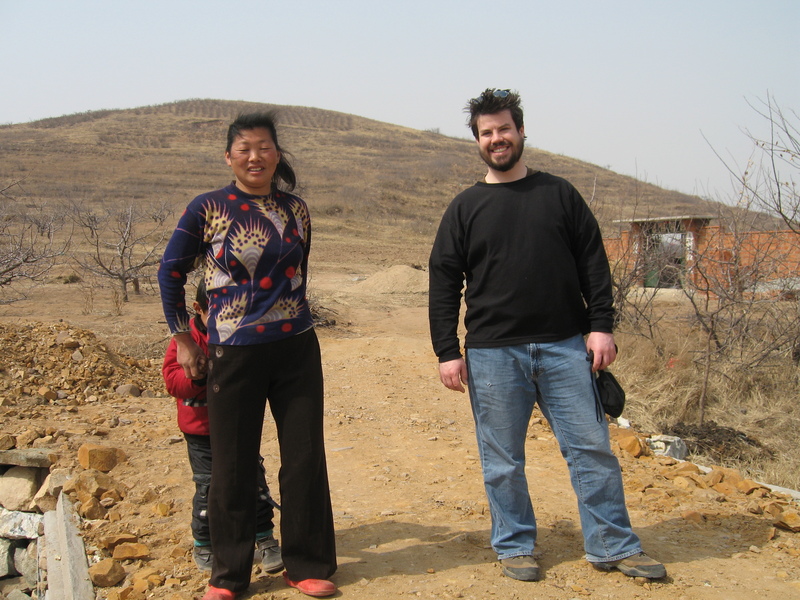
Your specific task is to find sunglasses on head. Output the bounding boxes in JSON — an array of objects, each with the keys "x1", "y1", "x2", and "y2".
[{"x1": 470, "y1": 89, "x2": 512, "y2": 105}]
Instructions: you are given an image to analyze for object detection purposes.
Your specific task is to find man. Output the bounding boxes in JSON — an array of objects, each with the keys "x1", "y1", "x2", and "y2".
[{"x1": 428, "y1": 88, "x2": 665, "y2": 582}]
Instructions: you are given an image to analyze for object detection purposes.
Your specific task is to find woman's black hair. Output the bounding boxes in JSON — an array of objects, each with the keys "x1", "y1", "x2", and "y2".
[{"x1": 226, "y1": 111, "x2": 297, "y2": 191}]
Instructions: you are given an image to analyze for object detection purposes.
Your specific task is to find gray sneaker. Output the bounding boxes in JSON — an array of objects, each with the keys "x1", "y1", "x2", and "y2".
[
  {"x1": 193, "y1": 544, "x2": 213, "y2": 572},
  {"x1": 256, "y1": 535, "x2": 284, "y2": 573},
  {"x1": 593, "y1": 552, "x2": 666, "y2": 579},
  {"x1": 500, "y1": 555, "x2": 541, "y2": 581}
]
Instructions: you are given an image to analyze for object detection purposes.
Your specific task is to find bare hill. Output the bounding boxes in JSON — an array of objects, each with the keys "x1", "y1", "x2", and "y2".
[{"x1": 0, "y1": 98, "x2": 718, "y2": 265}]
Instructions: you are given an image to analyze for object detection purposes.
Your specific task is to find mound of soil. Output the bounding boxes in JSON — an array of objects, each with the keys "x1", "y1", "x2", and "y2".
[{"x1": 355, "y1": 265, "x2": 428, "y2": 294}]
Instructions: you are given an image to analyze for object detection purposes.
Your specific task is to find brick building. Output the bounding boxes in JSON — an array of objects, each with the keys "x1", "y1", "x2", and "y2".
[{"x1": 604, "y1": 216, "x2": 800, "y2": 295}]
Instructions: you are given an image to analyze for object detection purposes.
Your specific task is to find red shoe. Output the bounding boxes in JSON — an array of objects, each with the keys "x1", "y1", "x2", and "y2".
[
  {"x1": 200, "y1": 586, "x2": 237, "y2": 600},
  {"x1": 283, "y1": 572, "x2": 337, "y2": 597}
]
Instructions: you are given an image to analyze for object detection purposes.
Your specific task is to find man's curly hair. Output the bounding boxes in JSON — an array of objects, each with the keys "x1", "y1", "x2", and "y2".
[{"x1": 465, "y1": 88, "x2": 524, "y2": 139}]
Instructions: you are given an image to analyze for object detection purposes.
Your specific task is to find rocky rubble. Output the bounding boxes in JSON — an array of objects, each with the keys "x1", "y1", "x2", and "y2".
[
  {"x1": 0, "y1": 321, "x2": 160, "y2": 410},
  {"x1": 0, "y1": 322, "x2": 175, "y2": 598},
  {"x1": 610, "y1": 427, "x2": 800, "y2": 529}
]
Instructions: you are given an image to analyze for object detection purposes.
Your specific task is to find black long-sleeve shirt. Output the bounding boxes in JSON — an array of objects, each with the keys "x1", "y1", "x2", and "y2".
[{"x1": 428, "y1": 170, "x2": 614, "y2": 363}]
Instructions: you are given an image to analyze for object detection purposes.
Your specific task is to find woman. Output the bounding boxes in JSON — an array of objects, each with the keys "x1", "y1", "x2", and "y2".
[{"x1": 159, "y1": 112, "x2": 337, "y2": 600}]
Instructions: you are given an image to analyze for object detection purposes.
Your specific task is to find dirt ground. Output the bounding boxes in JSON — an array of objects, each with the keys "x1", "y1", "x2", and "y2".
[{"x1": 1, "y1": 256, "x2": 800, "y2": 600}]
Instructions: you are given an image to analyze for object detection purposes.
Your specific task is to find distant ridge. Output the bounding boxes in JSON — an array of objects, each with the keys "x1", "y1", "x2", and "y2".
[{"x1": 0, "y1": 99, "x2": 719, "y2": 236}]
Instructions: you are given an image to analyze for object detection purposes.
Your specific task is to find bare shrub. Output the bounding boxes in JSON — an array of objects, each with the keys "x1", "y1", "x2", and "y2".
[
  {"x1": 680, "y1": 195, "x2": 800, "y2": 425},
  {"x1": 594, "y1": 177, "x2": 676, "y2": 356},
  {"x1": 70, "y1": 200, "x2": 173, "y2": 303},
  {"x1": 715, "y1": 94, "x2": 800, "y2": 234},
  {"x1": 0, "y1": 180, "x2": 70, "y2": 303}
]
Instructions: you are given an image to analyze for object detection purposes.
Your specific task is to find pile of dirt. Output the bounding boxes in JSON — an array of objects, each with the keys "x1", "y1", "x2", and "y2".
[
  {"x1": 354, "y1": 265, "x2": 428, "y2": 294},
  {"x1": 0, "y1": 321, "x2": 163, "y2": 410},
  {"x1": 0, "y1": 321, "x2": 207, "y2": 595}
]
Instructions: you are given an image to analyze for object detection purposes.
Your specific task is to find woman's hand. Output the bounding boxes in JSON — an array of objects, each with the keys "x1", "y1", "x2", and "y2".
[{"x1": 173, "y1": 333, "x2": 208, "y2": 380}]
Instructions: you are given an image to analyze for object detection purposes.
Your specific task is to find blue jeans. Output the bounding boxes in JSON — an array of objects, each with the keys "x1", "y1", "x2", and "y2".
[{"x1": 465, "y1": 334, "x2": 641, "y2": 563}]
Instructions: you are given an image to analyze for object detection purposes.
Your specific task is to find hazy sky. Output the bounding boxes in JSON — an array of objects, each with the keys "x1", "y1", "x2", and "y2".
[{"x1": 2, "y1": 0, "x2": 798, "y2": 198}]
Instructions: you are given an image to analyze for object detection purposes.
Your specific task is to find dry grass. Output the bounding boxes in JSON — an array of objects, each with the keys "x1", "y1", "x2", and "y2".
[{"x1": 614, "y1": 294, "x2": 800, "y2": 491}]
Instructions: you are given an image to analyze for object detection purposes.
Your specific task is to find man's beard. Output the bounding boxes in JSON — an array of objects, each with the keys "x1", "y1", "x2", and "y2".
[{"x1": 479, "y1": 140, "x2": 524, "y2": 172}]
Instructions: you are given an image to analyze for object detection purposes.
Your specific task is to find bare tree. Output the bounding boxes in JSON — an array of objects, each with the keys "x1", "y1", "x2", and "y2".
[
  {"x1": 681, "y1": 201, "x2": 800, "y2": 425},
  {"x1": 667, "y1": 96, "x2": 800, "y2": 424},
  {"x1": 70, "y1": 200, "x2": 173, "y2": 302},
  {"x1": 608, "y1": 237, "x2": 670, "y2": 354},
  {"x1": 595, "y1": 177, "x2": 673, "y2": 356},
  {"x1": 0, "y1": 180, "x2": 70, "y2": 303},
  {"x1": 713, "y1": 94, "x2": 800, "y2": 233}
]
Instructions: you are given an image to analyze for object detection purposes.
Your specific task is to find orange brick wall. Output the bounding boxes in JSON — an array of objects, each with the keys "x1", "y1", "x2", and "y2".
[{"x1": 604, "y1": 227, "x2": 800, "y2": 291}]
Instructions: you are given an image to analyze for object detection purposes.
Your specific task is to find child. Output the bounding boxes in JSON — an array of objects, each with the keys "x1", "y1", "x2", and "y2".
[{"x1": 162, "y1": 281, "x2": 283, "y2": 573}]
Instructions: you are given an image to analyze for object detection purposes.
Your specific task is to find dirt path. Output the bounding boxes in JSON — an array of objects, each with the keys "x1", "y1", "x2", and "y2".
[{"x1": 1, "y1": 265, "x2": 799, "y2": 599}]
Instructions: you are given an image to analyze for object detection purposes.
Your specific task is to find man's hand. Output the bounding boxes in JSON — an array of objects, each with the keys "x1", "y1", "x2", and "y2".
[
  {"x1": 439, "y1": 358, "x2": 468, "y2": 392},
  {"x1": 173, "y1": 333, "x2": 208, "y2": 380},
  {"x1": 586, "y1": 332, "x2": 617, "y2": 372}
]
